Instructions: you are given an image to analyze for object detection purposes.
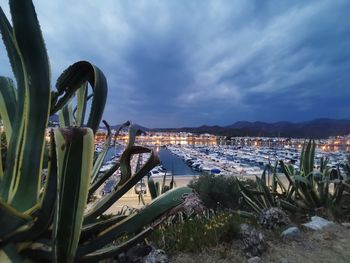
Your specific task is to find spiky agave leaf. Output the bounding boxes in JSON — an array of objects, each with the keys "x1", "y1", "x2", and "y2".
[
  {"x1": 80, "y1": 214, "x2": 128, "y2": 242},
  {"x1": 91, "y1": 120, "x2": 112, "y2": 184},
  {"x1": 88, "y1": 120, "x2": 131, "y2": 192},
  {"x1": 5, "y1": 130, "x2": 57, "y2": 243},
  {"x1": 78, "y1": 187, "x2": 193, "y2": 257},
  {"x1": 0, "y1": 243, "x2": 23, "y2": 262},
  {"x1": 89, "y1": 162, "x2": 120, "y2": 196},
  {"x1": 0, "y1": 0, "x2": 51, "y2": 213},
  {"x1": 0, "y1": 135, "x2": 3, "y2": 181},
  {"x1": 119, "y1": 125, "x2": 141, "y2": 184},
  {"x1": 75, "y1": 82, "x2": 88, "y2": 126},
  {"x1": 84, "y1": 147, "x2": 159, "y2": 222},
  {"x1": 58, "y1": 101, "x2": 74, "y2": 128},
  {"x1": 300, "y1": 140, "x2": 316, "y2": 177},
  {"x1": 255, "y1": 176, "x2": 275, "y2": 208},
  {"x1": 0, "y1": 77, "x2": 17, "y2": 143},
  {"x1": 0, "y1": 6, "x2": 24, "y2": 86},
  {"x1": 0, "y1": 200, "x2": 32, "y2": 239},
  {"x1": 53, "y1": 128, "x2": 94, "y2": 263},
  {"x1": 51, "y1": 61, "x2": 107, "y2": 134},
  {"x1": 148, "y1": 176, "x2": 159, "y2": 199}
]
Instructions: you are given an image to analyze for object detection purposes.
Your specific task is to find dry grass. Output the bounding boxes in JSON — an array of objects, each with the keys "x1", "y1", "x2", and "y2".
[{"x1": 171, "y1": 224, "x2": 350, "y2": 263}]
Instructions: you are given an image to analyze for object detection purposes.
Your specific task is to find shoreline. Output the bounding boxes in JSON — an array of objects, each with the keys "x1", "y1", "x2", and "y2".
[{"x1": 102, "y1": 174, "x2": 260, "y2": 214}]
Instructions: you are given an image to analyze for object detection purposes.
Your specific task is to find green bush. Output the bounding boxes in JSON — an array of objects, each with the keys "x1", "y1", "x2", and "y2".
[
  {"x1": 189, "y1": 174, "x2": 256, "y2": 211},
  {"x1": 148, "y1": 212, "x2": 244, "y2": 254}
]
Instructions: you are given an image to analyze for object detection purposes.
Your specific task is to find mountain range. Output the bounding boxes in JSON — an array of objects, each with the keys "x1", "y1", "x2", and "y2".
[
  {"x1": 112, "y1": 118, "x2": 350, "y2": 139},
  {"x1": 50, "y1": 117, "x2": 350, "y2": 139}
]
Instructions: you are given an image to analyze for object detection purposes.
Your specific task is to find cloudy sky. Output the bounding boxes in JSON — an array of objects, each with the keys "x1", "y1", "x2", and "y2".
[{"x1": 1, "y1": 0, "x2": 350, "y2": 128}]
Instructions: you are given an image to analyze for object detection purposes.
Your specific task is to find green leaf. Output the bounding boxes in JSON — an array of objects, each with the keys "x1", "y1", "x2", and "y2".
[
  {"x1": 273, "y1": 172, "x2": 288, "y2": 194},
  {"x1": 78, "y1": 187, "x2": 193, "y2": 256},
  {"x1": 80, "y1": 215, "x2": 128, "y2": 242},
  {"x1": 53, "y1": 127, "x2": 94, "y2": 263},
  {"x1": 8, "y1": 130, "x2": 57, "y2": 242},
  {"x1": 0, "y1": 137, "x2": 3, "y2": 181},
  {"x1": 75, "y1": 82, "x2": 88, "y2": 126},
  {"x1": 89, "y1": 162, "x2": 120, "y2": 196},
  {"x1": 240, "y1": 190, "x2": 263, "y2": 214},
  {"x1": 119, "y1": 125, "x2": 141, "y2": 184},
  {"x1": 119, "y1": 145, "x2": 153, "y2": 186},
  {"x1": 6, "y1": 0, "x2": 51, "y2": 212},
  {"x1": 301, "y1": 140, "x2": 315, "y2": 177},
  {"x1": 112, "y1": 120, "x2": 130, "y2": 146},
  {"x1": 0, "y1": 199, "x2": 32, "y2": 238},
  {"x1": 84, "y1": 149, "x2": 159, "y2": 222},
  {"x1": 280, "y1": 161, "x2": 294, "y2": 184},
  {"x1": 147, "y1": 176, "x2": 158, "y2": 199},
  {"x1": 79, "y1": 226, "x2": 154, "y2": 262},
  {"x1": 236, "y1": 179, "x2": 264, "y2": 212},
  {"x1": 91, "y1": 120, "x2": 111, "y2": 183},
  {"x1": 256, "y1": 176, "x2": 275, "y2": 207},
  {"x1": 161, "y1": 170, "x2": 167, "y2": 194},
  {"x1": 51, "y1": 61, "x2": 107, "y2": 134},
  {"x1": 0, "y1": 243, "x2": 23, "y2": 262},
  {"x1": 0, "y1": 7, "x2": 24, "y2": 88},
  {"x1": 0, "y1": 77, "x2": 17, "y2": 142},
  {"x1": 279, "y1": 199, "x2": 300, "y2": 213},
  {"x1": 58, "y1": 101, "x2": 73, "y2": 127},
  {"x1": 169, "y1": 174, "x2": 175, "y2": 189}
]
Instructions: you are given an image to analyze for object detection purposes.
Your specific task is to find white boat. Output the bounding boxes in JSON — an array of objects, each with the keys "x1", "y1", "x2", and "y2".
[{"x1": 148, "y1": 165, "x2": 172, "y2": 177}]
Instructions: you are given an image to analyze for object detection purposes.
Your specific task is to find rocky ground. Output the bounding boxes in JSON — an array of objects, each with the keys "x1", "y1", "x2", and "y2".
[{"x1": 171, "y1": 223, "x2": 350, "y2": 263}]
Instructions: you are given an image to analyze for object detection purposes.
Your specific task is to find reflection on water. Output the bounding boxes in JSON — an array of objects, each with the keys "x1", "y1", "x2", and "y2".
[
  {"x1": 107, "y1": 138, "x2": 350, "y2": 155},
  {"x1": 139, "y1": 139, "x2": 349, "y2": 153},
  {"x1": 157, "y1": 147, "x2": 199, "y2": 176}
]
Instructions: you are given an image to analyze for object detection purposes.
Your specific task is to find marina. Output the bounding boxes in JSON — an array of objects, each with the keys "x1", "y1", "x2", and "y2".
[{"x1": 93, "y1": 136, "x2": 350, "y2": 204}]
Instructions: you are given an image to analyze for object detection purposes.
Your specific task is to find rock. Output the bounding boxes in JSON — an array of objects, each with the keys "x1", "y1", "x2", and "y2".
[
  {"x1": 123, "y1": 245, "x2": 169, "y2": 263},
  {"x1": 302, "y1": 216, "x2": 334, "y2": 230},
  {"x1": 277, "y1": 258, "x2": 289, "y2": 263},
  {"x1": 341, "y1": 222, "x2": 350, "y2": 229},
  {"x1": 167, "y1": 192, "x2": 205, "y2": 216},
  {"x1": 281, "y1": 226, "x2": 301, "y2": 241},
  {"x1": 240, "y1": 224, "x2": 267, "y2": 258},
  {"x1": 143, "y1": 248, "x2": 169, "y2": 263},
  {"x1": 247, "y1": 256, "x2": 263, "y2": 263},
  {"x1": 126, "y1": 244, "x2": 153, "y2": 262},
  {"x1": 258, "y1": 207, "x2": 290, "y2": 229}
]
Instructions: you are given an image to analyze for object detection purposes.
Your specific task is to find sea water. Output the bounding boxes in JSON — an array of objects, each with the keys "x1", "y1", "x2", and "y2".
[{"x1": 104, "y1": 146, "x2": 198, "y2": 176}]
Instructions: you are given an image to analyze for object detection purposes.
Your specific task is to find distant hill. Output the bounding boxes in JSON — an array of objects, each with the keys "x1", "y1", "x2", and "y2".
[
  {"x1": 110, "y1": 123, "x2": 150, "y2": 132},
  {"x1": 152, "y1": 118, "x2": 350, "y2": 138},
  {"x1": 106, "y1": 118, "x2": 350, "y2": 139}
]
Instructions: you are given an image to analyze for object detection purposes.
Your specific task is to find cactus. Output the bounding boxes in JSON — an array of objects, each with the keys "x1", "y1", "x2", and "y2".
[{"x1": 0, "y1": 1, "x2": 192, "y2": 262}]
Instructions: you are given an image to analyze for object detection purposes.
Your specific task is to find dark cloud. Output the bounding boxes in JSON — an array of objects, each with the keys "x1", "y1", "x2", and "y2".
[{"x1": 0, "y1": 0, "x2": 349, "y2": 127}]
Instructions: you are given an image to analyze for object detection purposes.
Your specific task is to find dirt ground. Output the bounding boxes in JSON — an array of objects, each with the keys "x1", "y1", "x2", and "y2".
[{"x1": 171, "y1": 223, "x2": 350, "y2": 263}]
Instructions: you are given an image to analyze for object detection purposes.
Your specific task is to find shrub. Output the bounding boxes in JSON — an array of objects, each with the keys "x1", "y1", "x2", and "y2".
[
  {"x1": 148, "y1": 212, "x2": 245, "y2": 254},
  {"x1": 189, "y1": 174, "x2": 256, "y2": 211}
]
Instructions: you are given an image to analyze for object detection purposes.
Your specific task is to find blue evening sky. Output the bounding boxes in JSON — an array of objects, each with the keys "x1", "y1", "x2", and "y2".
[{"x1": 0, "y1": 0, "x2": 349, "y2": 127}]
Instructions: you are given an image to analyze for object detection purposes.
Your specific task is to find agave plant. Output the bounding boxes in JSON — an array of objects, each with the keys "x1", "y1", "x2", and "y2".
[
  {"x1": 0, "y1": 1, "x2": 192, "y2": 262},
  {"x1": 147, "y1": 171, "x2": 176, "y2": 200},
  {"x1": 237, "y1": 169, "x2": 291, "y2": 229},
  {"x1": 279, "y1": 140, "x2": 350, "y2": 219},
  {"x1": 240, "y1": 140, "x2": 350, "y2": 221}
]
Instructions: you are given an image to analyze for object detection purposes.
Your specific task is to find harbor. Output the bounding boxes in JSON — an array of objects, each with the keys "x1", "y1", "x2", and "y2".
[{"x1": 92, "y1": 134, "x2": 350, "y2": 212}]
